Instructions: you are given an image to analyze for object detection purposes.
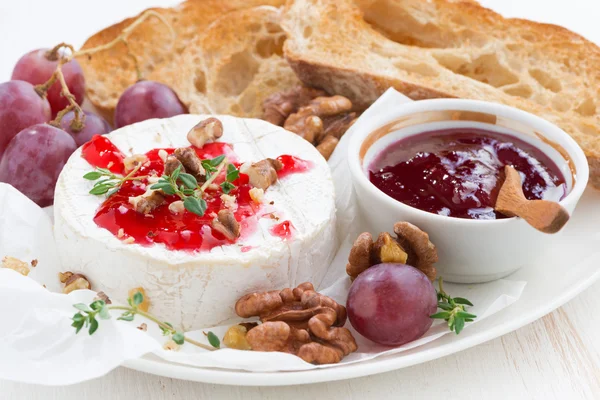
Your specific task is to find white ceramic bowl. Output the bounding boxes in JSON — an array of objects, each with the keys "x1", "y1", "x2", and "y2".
[{"x1": 348, "y1": 99, "x2": 589, "y2": 283}]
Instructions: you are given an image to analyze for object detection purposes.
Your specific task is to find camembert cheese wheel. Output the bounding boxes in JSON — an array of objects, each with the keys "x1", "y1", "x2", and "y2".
[{"x1": 54, "y1": 115, "x2": 337, "y2": 330}]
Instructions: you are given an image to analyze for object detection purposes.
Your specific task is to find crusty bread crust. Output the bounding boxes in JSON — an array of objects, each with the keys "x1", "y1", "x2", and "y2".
[
  {"x1": 149, "y1": 6, "x2": 300, "y2": 118},
  {"x1": 283, "y1": 0, "x2": 600, "y2": 187},
  {"x1": 77, "y1": 0, "x2": 286, "y2": 121}
]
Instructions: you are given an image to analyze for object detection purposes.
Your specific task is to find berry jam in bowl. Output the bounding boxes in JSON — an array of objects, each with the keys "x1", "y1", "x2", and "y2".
[{"x1": 348, "y1": 99, "x2": 589, "y2": 283}]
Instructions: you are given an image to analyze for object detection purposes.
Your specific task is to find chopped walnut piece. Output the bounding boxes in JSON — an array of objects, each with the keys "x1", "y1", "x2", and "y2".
[
  {"x1": 158, "y1": 149, "x2": 168, "y2": 162},
  {"x1": 63, "y1": 273, "x2": 91, "y2": 294},
  {"x1": 187, "y1": 117, "x2": 223, "y2": 148},
  {"x1": 307, "y1": 96, "x2": 353, "y2": 117},
  {"x1": 373, "y1": 232, "x2": 408, "y2": 265},
  {"x1": 346, "y1": 233, "x2": 374, "y2": 280},
  {"x1": 124, "y1": 154, "x2": 148, "y2": 173},
  {"x1": 58, "y1": 271, "x2": 73, "y2": 283},
  {"x1": 322, "y1": 112, "x2": 358, "y2": 140},
  {"x1": 129, "y1": 287, "x2": 150, "y2": 312},
  {"x1": 262, "y1": 86, "x2": 327, "y2": 126},
  {"x1": 164, "y1": 155, "x2": 183, "y2": 177},
  {"x1": 235, "y1": 282, "x2": 357, "y2": 364},
  {"x1": 137, "y1": 323, "x2": 148, "y2": 332},
  {"x1": 283, "y1": 95, "x2": 353, "y2": 146},
  {"x1": 284, "y1": 111, "x2": 324, "y2": 143},
  {"x1": 163, "y1": 339, "x2": 180, "y2": 351},
  {"x1": 2, "y1": 256, "x2": 30, "y2": 276},
  {"x1": 129, "y1": 189, "x2": 166, "y2": 214},
  {"x1": 220, "y1": 194, "x2": 238, "y2": 210},
  {"x1": 211, "y1": 209, "x2": 240, "y2": 241},
  {"x1": 316, "y1": 135, "x2": 339, "y2": 160},
  {"x1": 393, "y1": 222, "x2": 438, "y2": 281},
  {"x1": 346, "y1": 223, "x2": 437, "y2": 281},
  {"x1": 223, "y1": 324, "x2": 253, "y2": 350},
  {"x1": 245, "y1": 158, "x2": 283, "y2": 190},
  {"x1": 168, "y1": 200, "x2": 185, "y2": 215},
  {"x1": 174, "y1": 147, "x2": 206, "y2": 181},
  {"x1": 30, "y1": 259, "x2": 38, "y2": 267},
  {"x1": 95, "y1": 291, "x2": 112, "y2": 304},
  {"x1": 248, "y1": 187, "x2": 265, "y2": 204}
]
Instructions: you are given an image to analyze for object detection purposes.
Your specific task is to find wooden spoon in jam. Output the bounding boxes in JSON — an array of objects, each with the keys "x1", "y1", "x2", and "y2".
[{"x1": 495, "y1": 165, "x2": 570, "y2": 234}]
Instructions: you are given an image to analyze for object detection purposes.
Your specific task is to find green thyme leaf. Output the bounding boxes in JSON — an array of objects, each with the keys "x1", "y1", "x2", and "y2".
[
  {"x1": 207, "y1": 331, "x2": 220, "y2": 349},
  {"x1": 160, "y1": 323, "x2": 174, "y2": 336},
  {"x1": 89, "y1": 184, "x2": 112, "y2": 195},
  {"x1": 72, "y1": 312, "x2": 85, "y2": 322},
  {"x1": 89, "y1": 318, "x2": 99, "y2": 335},
  {"x1": 179, "y1": 173, "x2": 198, "y2": 189},
  {"x1": 209, "y1": 155, "x2": 226, "y2": 167},
  {"x1": 98, "y1": 305, "x2": 111, "y2": 320},
  {"x1": 454, "y1": 317, "x2": 465, "y2": 334},
  {"x1": 132, "y1": 291, "x2": 144, "y2": 306},
  {"x1": 453, "y1": 297, "x2": 474, "y2": 306},
  {"x1": 220, "y1": 181, "x2": 236, "y2": 194},
  {"x1": 172, "y1": 332, "x2": 185, "y2": 345},
  {"x1": 430, "y1": 311, "x2": 451, "y2": 319},
  {"x1": 226, "y1": 164, "x2": 239, "y2": 182},
  {"x1": 437, "y1": 302, "x2": 453, "y2": 311},
  {"x1": 183, "y1": 196, "x2": 207, "y2": 216},
  {"x1": 83, "y1": 171, "x2": 103, "y2": 180},
  {"x1": 89, "y1": 300, "x2": 105, "y2": 311},
  {"x1": 117, "y1": 314, "x2": 135, "y2": 322},
  {"x1": 74, "y1": 303, "x2": 92, "y2": 313},
  {"x1": 456, "y1": 311, "x2": 477, "y2": 319},
  {"x1": 171, "y1": 165, "x2": 182, "y2": 181}
]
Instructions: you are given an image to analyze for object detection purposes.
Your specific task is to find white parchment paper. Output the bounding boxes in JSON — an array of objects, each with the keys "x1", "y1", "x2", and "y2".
[{"x1": 0, "y1": 89, "x2": 525, "y2": 385}]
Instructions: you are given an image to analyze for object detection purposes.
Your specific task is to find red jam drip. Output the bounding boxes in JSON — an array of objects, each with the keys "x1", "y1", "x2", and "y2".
[
  {"x1": 270, "y1": 220, "x2": 294, "y2": 240},
  {"x1": 81, "y1": 135, "x2": 126, "y2": 174},
  {"x1": 277, "y1": 155, "x2": 312, "y2": 178},
  {"x1": 89, "y1": 138, "x2": 309, "y2": 251},
  {"x1": 369, "y1": 129, "x2": 567, "y2": 220}
]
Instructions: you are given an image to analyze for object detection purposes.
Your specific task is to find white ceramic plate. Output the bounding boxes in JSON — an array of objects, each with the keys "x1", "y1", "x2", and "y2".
[{"x1": 123, "y1": 189, "x2": 600, "y2": 386}]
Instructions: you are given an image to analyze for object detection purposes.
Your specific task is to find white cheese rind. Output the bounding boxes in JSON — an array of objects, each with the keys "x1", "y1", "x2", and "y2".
[{"x1": 54, "y1": 115, "x2": 337, "y2": 330}]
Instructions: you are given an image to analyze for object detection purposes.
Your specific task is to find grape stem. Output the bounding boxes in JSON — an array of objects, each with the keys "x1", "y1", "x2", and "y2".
[{"x1": 34, "y1": 10, "x2": 176, "y2": 131}]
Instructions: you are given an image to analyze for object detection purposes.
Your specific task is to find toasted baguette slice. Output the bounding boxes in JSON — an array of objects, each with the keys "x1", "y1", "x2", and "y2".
[
  {"x1": 77, "y1": 0, "x2": 286, "y2": 121},
  {"x1": 282, "y1": 0, "x2": 600, "y2": 187},
  {"x1": 150, "y1": 6, "x2": 299, "y2": 117}
]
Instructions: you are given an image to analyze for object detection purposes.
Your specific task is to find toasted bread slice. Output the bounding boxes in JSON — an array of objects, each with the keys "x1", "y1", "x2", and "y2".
[
  {"x1": 282, "y1": 0, "x2": 600, "y2": 187},
  {"x1": 150, "y1": 6, "x2": 300, "y2": 118},
  {"x1": 77, "y1": 0, "x2": 286, "y2": 121}
]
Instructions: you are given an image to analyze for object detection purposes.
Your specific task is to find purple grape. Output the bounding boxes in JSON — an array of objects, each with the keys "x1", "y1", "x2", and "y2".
[
  {"x1": 11, "y1": 48, "x2": 85, "y2": 117},
  {"x1": 347, "y1": 263, "x2": 438, "y2": 346},
  {"x1": 0, "y1": 124, "x2": 76, "y2": 207},
  {"x1": 0, "y1": 80, "x2": 52, "y2": 160},
  {"x1": 60, "y1": 110, "x2": 111, "y2": 146},
  {"x1": 114, "y1": 80, "x2": 187, "y2": 128}
]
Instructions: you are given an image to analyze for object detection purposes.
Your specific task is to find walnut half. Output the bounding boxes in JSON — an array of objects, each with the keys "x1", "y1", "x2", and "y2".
[
  {"x1": 346, "y1": 222, "x2": 437, "y2": 281},
  {"x1": 235, "y1": 282, "x2": 357, "y2": 364}
]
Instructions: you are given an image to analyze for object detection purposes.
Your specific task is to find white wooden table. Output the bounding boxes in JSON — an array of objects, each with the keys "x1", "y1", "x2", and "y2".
[{"x1": 1, "y1": 1, "x2": 599, "y2": 398}]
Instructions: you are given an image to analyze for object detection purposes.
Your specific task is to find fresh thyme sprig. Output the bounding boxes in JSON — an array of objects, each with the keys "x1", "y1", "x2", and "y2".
[
  {"x1": 430, "y1": 278, "x2": 477, "y2": 334},
  {"x1": 150, "y1": 164, "x2": 207, "y2": 216},
  {"x1": 72, "y1": 291, "x2": 218, "y2": 351},
  {"x1": 221, "y1": 163, "x2": 240, "y2": 194},
  {"x1": 83, "y1": 164, "x2": 145, "y2": 196}
]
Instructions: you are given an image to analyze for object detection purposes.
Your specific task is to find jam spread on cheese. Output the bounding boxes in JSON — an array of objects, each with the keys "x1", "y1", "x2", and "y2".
[
  {"x1": 369, "y1": 128, "x2": 567, "y2": 220},
  {"x1": 82, "y1": 135, "x2": 311, "y2": 251},
  {"x1": 81, "y1": 135, "x2": 126, "y2": 174}
]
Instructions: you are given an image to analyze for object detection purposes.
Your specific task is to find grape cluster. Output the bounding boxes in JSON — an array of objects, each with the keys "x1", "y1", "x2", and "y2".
[{"x1": 0, "y1": 47, "x2": 187, "y2": 206}]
